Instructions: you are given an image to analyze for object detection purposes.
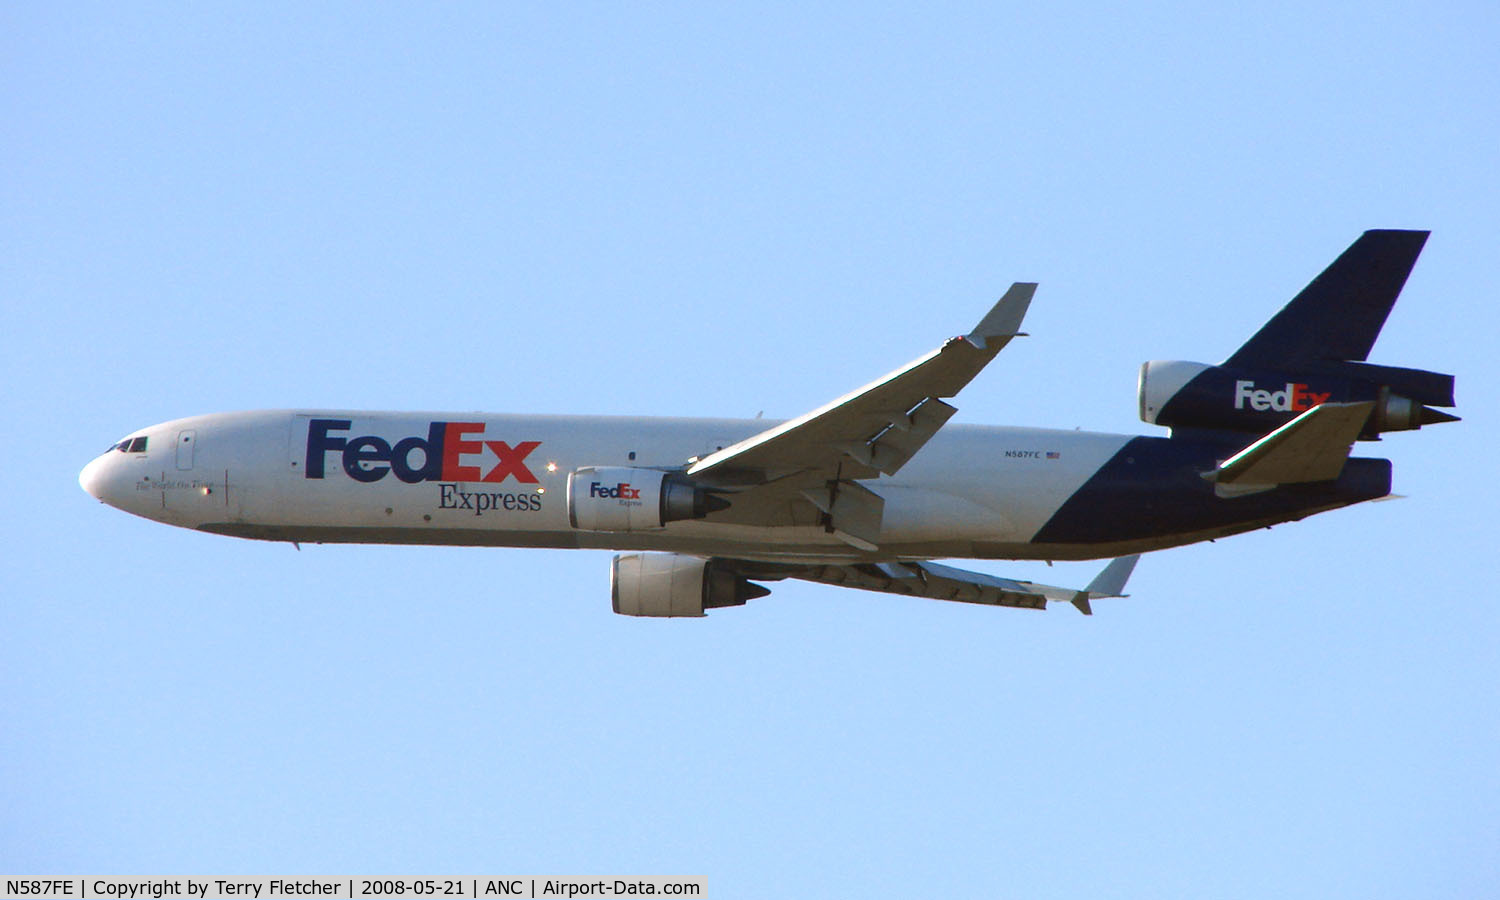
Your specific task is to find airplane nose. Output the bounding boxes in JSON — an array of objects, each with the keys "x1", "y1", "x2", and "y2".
[
  {"x1": 80, "y1": 453, "x2": 134, "y2": 509},
  {"x1": 79, "y1": 454, "x2": 110, "y2": 501}
]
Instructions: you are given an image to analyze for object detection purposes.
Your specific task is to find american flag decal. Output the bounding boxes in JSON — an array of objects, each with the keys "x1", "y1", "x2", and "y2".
[{"x1": 1046, "y1": 451, "x2": 1060, "y2": 459}]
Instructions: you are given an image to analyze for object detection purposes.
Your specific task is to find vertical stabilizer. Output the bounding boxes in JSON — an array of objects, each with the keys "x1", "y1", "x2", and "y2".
[{"x1": 1226, "y1": 230, "x2": 1429, "y2": 366}]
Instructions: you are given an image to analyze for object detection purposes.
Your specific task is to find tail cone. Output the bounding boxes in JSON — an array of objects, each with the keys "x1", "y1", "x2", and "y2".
[{"x1": 1418, "y1": 406, "x2": 1461, "y2": 426}]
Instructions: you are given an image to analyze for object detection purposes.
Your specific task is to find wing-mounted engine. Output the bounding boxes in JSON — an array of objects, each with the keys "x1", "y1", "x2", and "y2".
[
  {"x1": 1138, "y1": 359, "x2": 1457, "y2": 439},
  {"x1": 611, "y1": 552, "x2": 771, "y2": 617},
  {"x1": 567, "y1": 466, "x2": 728, "y2": 531}
]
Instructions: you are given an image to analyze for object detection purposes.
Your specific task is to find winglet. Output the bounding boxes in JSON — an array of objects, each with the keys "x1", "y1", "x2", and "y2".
[
  {"x1": 967, "y1": 282, "x2": 1037, "y2": 349},
  {"x1": 1068, "y1": 554, "x2": 1140, "y2": 615},
  {"x1": 1086, "y1": 554, "x2": 1139, "y2": 595}
]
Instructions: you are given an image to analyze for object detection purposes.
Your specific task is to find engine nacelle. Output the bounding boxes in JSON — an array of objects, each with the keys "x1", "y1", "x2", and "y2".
[
  {"x1": 567, "y1": 466, "x2": 725, "y2": 531},
  {"x1": 1138, "y1": 359, "x2": 1457, "y2": 438},
  {"x1": 611, "y1": 552, "x2": 771, "y2": 617}
]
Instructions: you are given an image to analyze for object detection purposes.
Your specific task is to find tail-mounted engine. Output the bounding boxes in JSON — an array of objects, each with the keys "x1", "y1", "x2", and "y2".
[
  {"x1": 567, "y1": 466, "x2": 728, "y2": 531},
  {"x1": 611, "y1": 552, "x2": 770, "y2": 617},
  {"x1": 1139, "y1": 359, "x2": 1458, "y2": 439},
  {"x1": 1139, "y1": 230, "x2": 1460, "y2": 440}
]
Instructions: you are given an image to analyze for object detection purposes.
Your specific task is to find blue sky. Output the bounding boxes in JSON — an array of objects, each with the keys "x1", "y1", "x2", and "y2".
[{"x1": 4, "y1": 2, "x2": 1497, "y2": 897}]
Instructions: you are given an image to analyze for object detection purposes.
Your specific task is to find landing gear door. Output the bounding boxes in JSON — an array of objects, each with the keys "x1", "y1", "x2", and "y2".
[{"x1": 176, "y1": 430, "x2": 197, "y2": 470}]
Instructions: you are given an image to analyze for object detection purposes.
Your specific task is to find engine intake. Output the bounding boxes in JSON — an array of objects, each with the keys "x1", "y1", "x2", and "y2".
[
  {"x1": 1139, "y1": 359, "x2": 1457, "y2": 438},
  {"x1": 611, "y1": 552, "x2": 771, "y2": 617},
  {"x1": 567, "y1": 466, "x2": 728, "y2": 531}
]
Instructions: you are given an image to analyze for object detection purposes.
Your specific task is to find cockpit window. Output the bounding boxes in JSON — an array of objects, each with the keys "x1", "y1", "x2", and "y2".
[{"x1": 128, "y1": 436, "x2": 148, "y2": 453}]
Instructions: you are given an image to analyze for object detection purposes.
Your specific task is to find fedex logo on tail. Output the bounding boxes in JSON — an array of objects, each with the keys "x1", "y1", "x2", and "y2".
[
  {"x1": 1233, "y1": 380, "x2": 1331, "y2": 413},
  {"x1": 305, "y1": 418, "x2": 540, "y2": 484}
]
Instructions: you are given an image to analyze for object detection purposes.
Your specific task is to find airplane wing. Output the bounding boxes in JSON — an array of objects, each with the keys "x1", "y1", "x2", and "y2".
[
  {"x1": 735, "y1": 554, "x2": 1139, "y2": 615},
  {"x1": 686, "y1": 284, "x2": 1036, "y2": 547}
]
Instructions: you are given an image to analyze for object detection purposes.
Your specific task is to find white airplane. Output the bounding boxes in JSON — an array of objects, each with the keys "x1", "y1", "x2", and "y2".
[{"x1": 80, "y1": 231, "x2": 1456, "y2": 616}]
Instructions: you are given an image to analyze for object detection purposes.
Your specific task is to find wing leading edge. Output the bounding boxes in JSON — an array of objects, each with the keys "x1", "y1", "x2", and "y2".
[{"x1": 686, "y1": 283, "x2": 1037, "y2": 548}]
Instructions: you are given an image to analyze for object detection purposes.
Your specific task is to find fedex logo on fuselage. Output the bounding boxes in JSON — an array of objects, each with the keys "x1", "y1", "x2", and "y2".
[
  {"x1": 589, "y1": 481, "x2": 641, "y2": 500},
  {"x1": 1233, "y1": 380, "x2": 1331, "y2": 413},
  {"x1": 305, "y1": 418, "x2": 540, "y2": 484}
]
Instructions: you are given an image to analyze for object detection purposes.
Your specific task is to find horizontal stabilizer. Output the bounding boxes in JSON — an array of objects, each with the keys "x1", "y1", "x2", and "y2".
[{"x1": 1214, "y1": 401, "x2": 1374, "y2": 486}]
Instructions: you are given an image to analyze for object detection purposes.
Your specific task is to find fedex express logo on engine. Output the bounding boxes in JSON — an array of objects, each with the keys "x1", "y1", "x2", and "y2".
[
  {"x1": 589, "y1": 481, "x2": 641, "y2": 500},
  {"x1": 305, "y1": 418, "x2": 540, "y2": 484},
  {"x1": 1233, "y1": 380, "x2": 1331, "y2": 413}
]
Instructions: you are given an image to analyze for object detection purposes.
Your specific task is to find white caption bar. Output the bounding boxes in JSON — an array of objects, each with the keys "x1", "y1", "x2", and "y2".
[{"x1": 2, "y1": 880, "x2": 706, "y2": 900}]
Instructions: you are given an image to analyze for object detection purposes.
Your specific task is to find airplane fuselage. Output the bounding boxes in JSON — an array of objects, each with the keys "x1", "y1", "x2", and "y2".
[
  {"x1": 75, "y1": 233, "x2": 1453, "y2": 615},
  {"x1": 79, "y1": 409, "x2": 1390, "y2": 563}
]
